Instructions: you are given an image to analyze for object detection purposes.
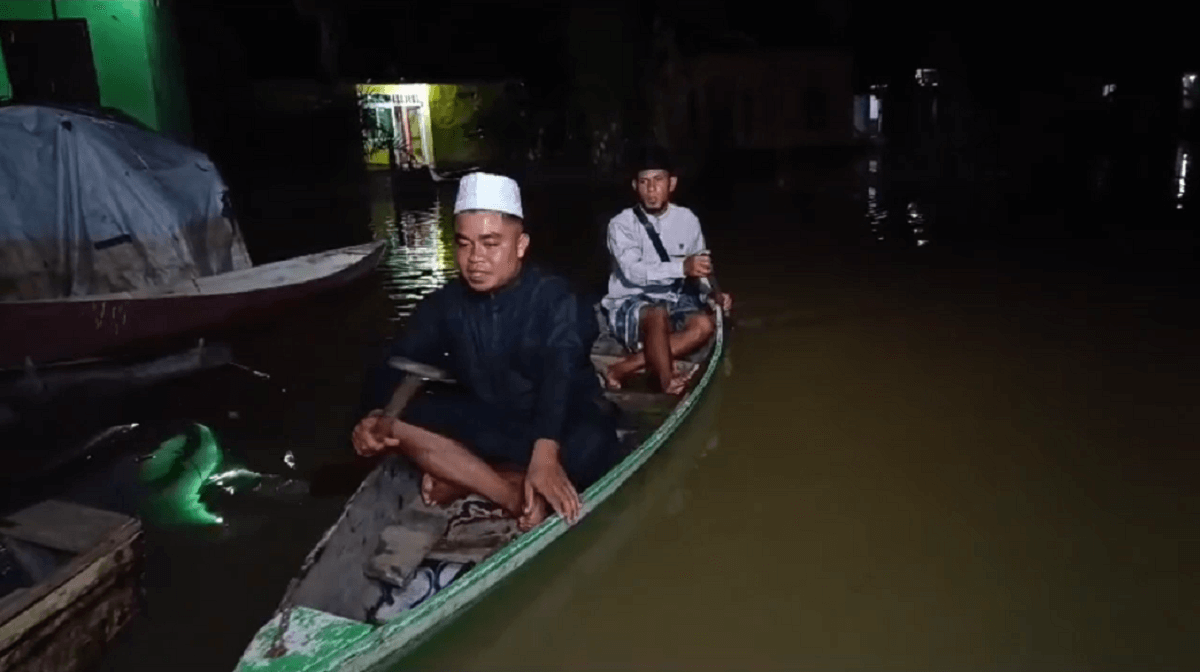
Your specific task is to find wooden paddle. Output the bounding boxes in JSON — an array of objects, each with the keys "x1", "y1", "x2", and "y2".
[
  {"x1": 696, "y1": 250, "x2": 729, "y2": 324},
  {"x1": 310, "y1": 358, "x2": 456, "y2": 498},
  {"x1": 267, "y1": 356, "x2": 458, "y2": 658},
  {"x1": 381, "y1": 356, "x2": 456, "y2": 419}
]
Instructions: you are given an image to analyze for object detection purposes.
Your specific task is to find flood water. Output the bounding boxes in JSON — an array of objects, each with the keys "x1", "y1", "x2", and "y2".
[{"x1": 34, "y1": 155, "x2": 1199, "y2": 670}]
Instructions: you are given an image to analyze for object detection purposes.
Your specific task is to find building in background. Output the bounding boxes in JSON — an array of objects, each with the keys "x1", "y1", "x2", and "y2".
[
  {"x1": 0, "y1": 0, "x2": 191, "y2": 141},
  {"x1": 358, "y1": 84, "x2": 436, "y2": 169},
  {"x1": 354, "y1": 80, "x2": 518, "y2": 170},
  {"x1": 650, "y1": 48, "x2": 856, "y2": 180}
]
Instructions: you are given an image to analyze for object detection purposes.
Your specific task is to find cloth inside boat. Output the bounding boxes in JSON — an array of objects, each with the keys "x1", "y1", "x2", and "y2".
[
  {"x1": 367, "y1": 493, "x2": 519, "y2": 622},
  {"x1": 0, "y1": 105, "x2": 252, "y2": 300},
  {"x1": 371, "y1": 558, "x2": 475, "y2": 621}
]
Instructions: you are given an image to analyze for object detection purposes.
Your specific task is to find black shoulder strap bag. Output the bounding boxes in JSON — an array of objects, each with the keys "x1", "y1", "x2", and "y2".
[
  {"x1": 630, "y1": 206, "x2": 685, "y2": 293},
  {"x1": 630, "y1": 205, "x2": 672, "y2": 263}
]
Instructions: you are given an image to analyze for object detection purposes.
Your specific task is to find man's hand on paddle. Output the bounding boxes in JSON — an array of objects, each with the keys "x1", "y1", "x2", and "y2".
[
  {"x1": 351, "y1": 410, "x2": 400, "y2": 457},
  {"x1": 525, "y1": 439, "x2": 581, "y2": 525},
  {"x1": 683, "y1": 253, "x2": 712, "y2": 278},
  {"x1": 712, "y1": 291, "x2": 733, "y2": 313}
]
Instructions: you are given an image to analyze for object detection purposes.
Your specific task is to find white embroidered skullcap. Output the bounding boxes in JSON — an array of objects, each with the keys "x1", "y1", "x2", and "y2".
[{"x1": 453, "y1": 172, "x2": 523, "y2": 220}]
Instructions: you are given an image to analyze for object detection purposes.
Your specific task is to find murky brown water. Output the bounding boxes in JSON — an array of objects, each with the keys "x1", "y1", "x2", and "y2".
[{"x1": 76, "y1": 164, "x2": 1200, "y2": 671}]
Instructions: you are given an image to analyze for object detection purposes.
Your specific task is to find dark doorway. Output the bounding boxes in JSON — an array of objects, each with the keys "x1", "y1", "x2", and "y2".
[{"x1": 1, "y1": 20, "x2": 101, "y2": 106}]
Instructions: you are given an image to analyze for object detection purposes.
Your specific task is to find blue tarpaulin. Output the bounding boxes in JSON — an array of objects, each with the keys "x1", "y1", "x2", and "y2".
[{"x1": 0, "y1": 105, "x2": 252, "y2": 300}]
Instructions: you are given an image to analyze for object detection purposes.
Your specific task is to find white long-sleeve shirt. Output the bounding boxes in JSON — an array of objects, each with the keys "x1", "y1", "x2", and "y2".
[{"x1": 601, "y1": 204, "x2": 708, "y2": 313}]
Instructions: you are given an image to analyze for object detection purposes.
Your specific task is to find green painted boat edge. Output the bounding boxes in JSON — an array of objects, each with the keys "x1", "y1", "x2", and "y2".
[
  {"x1": 236, "y1": 308, "x2": 726, "y2": 672},
  {"x1": 239, "y1": 607, "x2": 376, "y2": 672}
]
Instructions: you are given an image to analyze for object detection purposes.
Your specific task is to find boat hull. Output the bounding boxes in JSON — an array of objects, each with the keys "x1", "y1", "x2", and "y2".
[
  {"x1": 0, "y1": 241, "x2": 386, "y2": 369},
  {"x1": 235, "y1": 306, "x2": 726, "y2": 672},
  {"x1": 0, "y1": 500, "x2": 144, "y2": 672}
]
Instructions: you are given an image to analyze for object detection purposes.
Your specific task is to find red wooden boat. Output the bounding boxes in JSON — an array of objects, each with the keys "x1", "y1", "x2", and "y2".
[{"x1": 0, "y1": 241, "x2": 386, "y2": 370}]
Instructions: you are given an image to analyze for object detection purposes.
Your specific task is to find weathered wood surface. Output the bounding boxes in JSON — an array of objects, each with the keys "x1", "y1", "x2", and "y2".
[
  {"x1": 603, "y1": 390, "x2": 678, "y2": 414},
  {"x1": 0, "y1": 500, "x2": 132, "y2": 554},
  {"x1": 282, "y1": 458, "x2": 423, "y2": 623},
  {"x1": 364, "y1": 510, "x2": 448, "y2": 589},
  {"x1": 0, "y1": 340, "x2": 231, "y2": 393},
  {"x1": 1, "y1": 242, "x2": 386, "y2": 305},
  {"x1": 0, "y1": 500, "x2": 142, "y2": 672},
  {"x1": 0, "y1": 241, "x2": 385, "y2": 370},
  {"x1": 0, "y1": 590, "x2": 28, "y2": 625}
]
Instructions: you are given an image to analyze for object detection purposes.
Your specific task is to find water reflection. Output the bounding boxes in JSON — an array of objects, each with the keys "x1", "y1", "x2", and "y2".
[
  {"x1": 907, "y1": 201, "x2": 930, "y2": 246},
  {"x1": 370, "y1": 181, "x2": 457, "y2": 321},
  {"x1": 1174, "y1": 141, "x2": 1190, "y2": 210},
  {"x1": 867, "y1": 184, "x2": 886, "y2": 243},
  {"x1": 858, "y1": 152, "x2": 933, "y2": 248}
]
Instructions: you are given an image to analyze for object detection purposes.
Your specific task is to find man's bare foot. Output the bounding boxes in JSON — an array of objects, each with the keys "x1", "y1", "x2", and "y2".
[
  {"x1": 603, "y1": 357, "x2": 640, "y2": 391},
  {"x1": 602, "y1": 367, "x2": 624, "y2": 391},
  {"x1": 664, "y1": 366, "x2": 698, "y2": 396},
  {"x1": 518, "y1": 492, "x2": 549, "y2": 531},
  {"x1": 421, "y1": 472, "x2": 469, "y2": 507}
]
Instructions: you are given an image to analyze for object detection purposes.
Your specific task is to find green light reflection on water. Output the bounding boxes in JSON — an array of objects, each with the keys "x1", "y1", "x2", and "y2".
[{"x1": 137, "y1": 423, "x2": 269, "y2": 528}]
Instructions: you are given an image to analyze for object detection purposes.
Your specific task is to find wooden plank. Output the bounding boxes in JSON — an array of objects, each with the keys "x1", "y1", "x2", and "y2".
[
  {"x1": 0, "y1": 501, "x2": 132, "y2": 555},
  {"x1": 0, "y1": 527, "x2": 141, "y2": 672},
  {"x1": 0, "y1": 341, "x2": 230, "y2": 398},
  {"x1": 149, "y1": 242, "x2": 383, "y2": 298},
  {"x1": 363, "y1": 509, "x2": 448, "y2": 589},
  {"x1": 0, "y1": 515, "x2": 141, "y2": 669},
  {"x1": 0, "y1": 510, "x2": 139, "y2": 632},
  {"x1": 285, "y1": 458, "x2": 422, "y2": 621},
  {"x1": 0, "y1": 590, "x2": 28, "y2": 622},
  {"x1": 603, "y1": 390, "x2": 679, "y2": 413}
]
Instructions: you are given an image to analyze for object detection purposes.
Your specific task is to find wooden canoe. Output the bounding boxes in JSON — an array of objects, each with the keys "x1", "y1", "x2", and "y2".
[
  {"x1": 0, "y1": 500, "x2": 143, "y2": 672},
  {"x1": 233, "y1": 305, "x2": 727, "y2": 672},
  {"x1": 0, "y1": 241, "x2": 387, "y2": 370}
]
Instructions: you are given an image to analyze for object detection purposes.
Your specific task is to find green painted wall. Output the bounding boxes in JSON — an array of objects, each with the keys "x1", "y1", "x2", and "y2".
[
  {"x1": 143, "y1": 0, "x2": 191, "y2": 141},
  {"x1": 0, "y1": 0, "x2": 191, "y2": 141}
]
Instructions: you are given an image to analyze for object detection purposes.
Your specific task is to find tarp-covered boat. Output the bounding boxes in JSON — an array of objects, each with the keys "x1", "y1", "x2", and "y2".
[
  {"x1": 0, "y1": 104, "x2": 253, "y2": 302},
  {"x1": 0, "y1": 105, "x2": 385, "y2": 369}
]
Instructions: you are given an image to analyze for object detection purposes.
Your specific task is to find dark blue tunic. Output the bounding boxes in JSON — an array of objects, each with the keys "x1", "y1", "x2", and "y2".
[{"x1": 364, "y1": 265, "x2": 622, "y2": 489}]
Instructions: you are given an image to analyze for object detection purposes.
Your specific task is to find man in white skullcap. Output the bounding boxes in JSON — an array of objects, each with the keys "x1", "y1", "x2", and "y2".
[{"x1": 353, "y1": 172, "x2": 621, "y2": 530}]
